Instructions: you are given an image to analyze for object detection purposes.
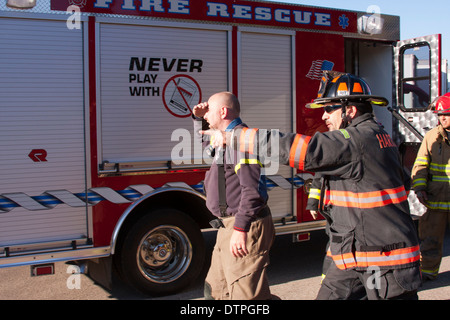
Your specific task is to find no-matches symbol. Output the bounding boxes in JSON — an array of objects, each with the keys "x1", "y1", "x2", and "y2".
[
  {"x1": 29, "y1": 149, "x2": 48, "y2": 162},
  {"x1": 162, "y1": 75, "x2": 202, "y2": 118}
]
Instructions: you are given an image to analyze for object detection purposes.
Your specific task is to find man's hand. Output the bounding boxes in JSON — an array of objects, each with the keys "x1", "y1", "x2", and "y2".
[
  {"x1": 200, "y1": 129, "x2": 231, "y2": 148},
  {"x1": 193, "y1": 102, "x2": 209, "y2": 118},
  {"x1": 416, "y1": 190, "x2": 428, "y2": 205},
  {"x1": 310, "y1": 210, "x2": 318, "y2": 220},
  {"x1": 230, "y1": 229, "x2": 248, "y2": 258}
]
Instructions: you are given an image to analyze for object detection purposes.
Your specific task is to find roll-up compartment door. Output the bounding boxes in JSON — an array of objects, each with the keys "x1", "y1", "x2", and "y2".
[
  {"x1": 239, "y1": 31, "x2": 294, "y2": 221},
  {"x1": 0, "y1": 17, "x2": 88, "y2": 249},
  {"x1": 98, "y1": 23, "x2": 229, "y2": 167}
]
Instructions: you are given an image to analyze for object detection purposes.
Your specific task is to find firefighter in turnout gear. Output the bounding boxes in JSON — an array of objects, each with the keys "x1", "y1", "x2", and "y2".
[
  {"x1": 412, "y1": 93, "x2": 450, "y2": 280},
  {"x1": 206, "y1": 71, "x2": 422, "y2": 299}
]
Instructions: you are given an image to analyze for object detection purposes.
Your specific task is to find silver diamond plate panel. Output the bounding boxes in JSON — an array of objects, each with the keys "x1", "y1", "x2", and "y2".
[{"x1": 393, "y1": 34, "x2": 441, "y2": 144}]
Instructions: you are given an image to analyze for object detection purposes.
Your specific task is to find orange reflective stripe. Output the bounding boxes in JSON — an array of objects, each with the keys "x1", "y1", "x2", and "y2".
[
  {"x1": 299, "y1": 136, "x2": 311, "y2": 169},
  {"x1": 289, "y1": 135, "x2": 301, "y2": 168},
  {"x1": 323, "y1": 186, "x2": 408, "y2": 209},
  {"x1": 328, "y1": 245, "x2": 420, "y2": 270},
  {"x1": 331, "y1": 252, "x2": 357, "y2": 270},
  {"x1": 248, "y1": 128, "x2": 258, "y2": 154},
  {"x1": 239, "y1": 128, "x2": 259, "y2": 154},
  {"x1": 354, "y1": 245, "x2": 420, "y2": 268},
  {"x1": 238, "y1": 128, "x2": 259, "y2": 154},
  {"x1": 289, "y1": 134, "x2": 311, "y2": 170},
  {"x1": 239, "y1": 127, "x2": 249, "y2": 153}
]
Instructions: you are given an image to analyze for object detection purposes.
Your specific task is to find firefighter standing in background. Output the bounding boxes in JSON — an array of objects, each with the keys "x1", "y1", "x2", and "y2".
[
  {"x1": 193, "y1": 92, "x2": 275, "y2": 300},
  {"x1": 412, "y1": 93, "x2": 450, "y2": 280},
  {"x1": 206, "y1": 71, "x2": 422, "y2": 299}
]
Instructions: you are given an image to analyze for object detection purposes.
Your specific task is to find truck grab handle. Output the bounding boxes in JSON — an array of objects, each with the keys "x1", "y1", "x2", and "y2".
[{"x1": 387, "y1": 107, "x2": 424, "y2": 142}]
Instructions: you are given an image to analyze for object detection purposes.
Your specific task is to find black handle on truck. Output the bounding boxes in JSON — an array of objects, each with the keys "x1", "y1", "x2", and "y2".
[{"x1": 387, "y1": 107, "x2": 424, "y2": 142}]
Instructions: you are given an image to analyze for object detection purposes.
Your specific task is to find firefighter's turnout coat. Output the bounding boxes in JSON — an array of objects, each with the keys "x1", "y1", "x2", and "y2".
[
  {"x1": 412, "y1": 124, "x2": 450, "y2": 212},
  {"x1": 237, "y1": 113, "x2": 420, "y2": 271}
]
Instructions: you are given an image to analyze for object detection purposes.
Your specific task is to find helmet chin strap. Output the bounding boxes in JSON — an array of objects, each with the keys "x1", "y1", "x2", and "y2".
[{"x1": 339, "y1": 99, "x2": 350, "y2": 129}]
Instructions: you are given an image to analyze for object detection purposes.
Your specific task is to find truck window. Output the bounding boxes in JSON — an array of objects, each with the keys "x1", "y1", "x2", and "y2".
[{"x1": 399, "y1": 42, "x2": 432, "y2": 111}]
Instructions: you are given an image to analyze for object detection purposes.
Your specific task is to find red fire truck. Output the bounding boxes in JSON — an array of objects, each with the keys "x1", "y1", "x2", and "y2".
[{"x1": 0, "y1": 0, "x2": 445, "y2": 296}]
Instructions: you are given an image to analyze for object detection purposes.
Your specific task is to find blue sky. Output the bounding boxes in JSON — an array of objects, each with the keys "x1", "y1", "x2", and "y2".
[{"x1": 267, "y1": 0, "x2": 449, "y2": 74}]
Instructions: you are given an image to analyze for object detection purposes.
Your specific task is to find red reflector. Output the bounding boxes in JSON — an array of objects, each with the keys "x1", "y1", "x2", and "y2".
[
  {"x1": 31, "y1": 263, "x2": 55, "y2": 276},
  {"x1": 293, "y1": 232, "x2": 310, "y2": 243}
]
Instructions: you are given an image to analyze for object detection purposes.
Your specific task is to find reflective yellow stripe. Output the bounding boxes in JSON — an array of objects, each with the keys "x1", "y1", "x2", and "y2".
[
  {"x1": 308, "y1": 188, "x2": 321, "y2": 200},
  {"x1": 414, "y1": 156, "x2": 429, "y2": 167},
  {"x1": 425, "y1": 201, "x2": 450, "y2": 210},
  {"x1": 421, "y1": 268, "x2": 439, "y2": 276},
  {"x1": 412, "y1": 178, "x2": 427, "y2": 188},
  {"x1": 339, "y1": 129, "x2": 350, "y2": 139},
  {"x1": 432, "y1": 175, "x2": 450, "y2": 182},
  {"x1": 430, "y1": 162, "x2": 450, "y2": 173},
  {"x1": 234, "y1": 159, "x2": 263, "y2": 173}
]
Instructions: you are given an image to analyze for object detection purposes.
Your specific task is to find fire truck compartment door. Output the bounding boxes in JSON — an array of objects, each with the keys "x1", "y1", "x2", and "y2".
[
  {"x1": 97, "y1": 22, "x2": 229, "y2": 166},
  {"x1": 0, "y1": 17, "x2": 89, "y2": 251},
  {"x1": 394, "y1": 34, "x2": 442, "y2": 143},
  {"x1": 238, "y1": 29, "x2": 295, "y2": 221}
]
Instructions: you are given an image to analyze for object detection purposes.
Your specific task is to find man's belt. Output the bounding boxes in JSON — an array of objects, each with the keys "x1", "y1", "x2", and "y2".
[{"x1": 209, "y1": 206, "x2": 270, "y2": 229}]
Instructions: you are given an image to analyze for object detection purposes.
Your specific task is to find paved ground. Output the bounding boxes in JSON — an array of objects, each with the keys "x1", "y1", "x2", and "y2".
[{"x1": 1, "y1": 230, "x2": 449, "y2": 300}]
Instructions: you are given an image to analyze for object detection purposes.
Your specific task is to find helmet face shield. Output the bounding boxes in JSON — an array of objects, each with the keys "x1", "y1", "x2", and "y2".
[{"x1": 306, "y1": 71, "x2": 389, "y2": 109}]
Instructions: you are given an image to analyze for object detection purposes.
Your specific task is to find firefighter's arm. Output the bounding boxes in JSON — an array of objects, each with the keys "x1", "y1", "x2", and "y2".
[
  {"x1": 201, "y1": 128, "x2": 300, "y2": 167},
  {"x1": 306, "y1": 178, "x2": 321, "y2": 220},
  {"x1": 232, "y1": 128, "x2": 305, "y2": 168},
  {"x1": 411, "y1": 138, "x2": 431, "y2": 203},
  {"x1": 232, "y1": 128, "x2": 358, "y2": 176},
  {"x1": 202, "y1": 128, "x2": 356, "y2": 174}
]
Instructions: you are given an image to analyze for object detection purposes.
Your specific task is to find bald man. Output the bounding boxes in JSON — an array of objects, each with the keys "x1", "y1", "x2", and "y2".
[{"x1": 193, "y1": 92, "x2": 275, "y2": 300}]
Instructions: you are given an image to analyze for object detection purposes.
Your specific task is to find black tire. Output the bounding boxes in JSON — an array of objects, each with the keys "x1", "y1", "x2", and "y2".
[{"x1": 116, "y1": 208, "x2": 205, "y2": 296}]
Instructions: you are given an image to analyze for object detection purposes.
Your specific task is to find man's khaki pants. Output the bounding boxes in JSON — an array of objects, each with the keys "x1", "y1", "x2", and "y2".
[{"x1": 204, "y1": 213, "x2": 275, "y2": 300}]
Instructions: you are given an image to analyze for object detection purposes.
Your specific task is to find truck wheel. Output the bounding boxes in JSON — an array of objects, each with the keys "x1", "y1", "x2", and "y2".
[{"x1": 116, "y1": 208, "x2": 205, "y2": 296}]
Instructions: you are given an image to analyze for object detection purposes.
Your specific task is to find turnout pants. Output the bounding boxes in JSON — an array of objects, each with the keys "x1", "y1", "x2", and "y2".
[
  {"x1": 317, "y1": 262, "x2": 421, "y2": 300},
  {"x1": 204, "y1": 212, "x2": 275, "y2": 300},
  {"x1": 419, "y1": 209, "x2": 450, "y2": 279}
]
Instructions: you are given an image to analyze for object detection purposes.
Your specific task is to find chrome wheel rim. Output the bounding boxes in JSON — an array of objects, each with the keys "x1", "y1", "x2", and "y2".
[{"x1": 137, "y1": 225, "x2": 193, "y2": 284}]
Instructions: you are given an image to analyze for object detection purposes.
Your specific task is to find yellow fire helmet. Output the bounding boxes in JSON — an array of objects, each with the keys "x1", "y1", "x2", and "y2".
[{"x1": 306, "y1": 71, "x2": 389, "y2": 109}]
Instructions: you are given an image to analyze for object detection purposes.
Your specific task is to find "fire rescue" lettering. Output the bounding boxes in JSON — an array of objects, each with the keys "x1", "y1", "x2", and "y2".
[
  {"x1": 206, "y1": 3, "x2": 329, "y2": 25},
  {"x1": 94, "y1": 0, "x2": 189, "y2": 13},
  {"x1": 93, "y1": 0, "x2": 331, "y2": 27}
]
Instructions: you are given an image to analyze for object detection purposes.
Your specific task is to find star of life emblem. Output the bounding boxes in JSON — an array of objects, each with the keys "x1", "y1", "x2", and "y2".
[{"x1": 69, "y1": 0, "x2": 86, "y2": 8}]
